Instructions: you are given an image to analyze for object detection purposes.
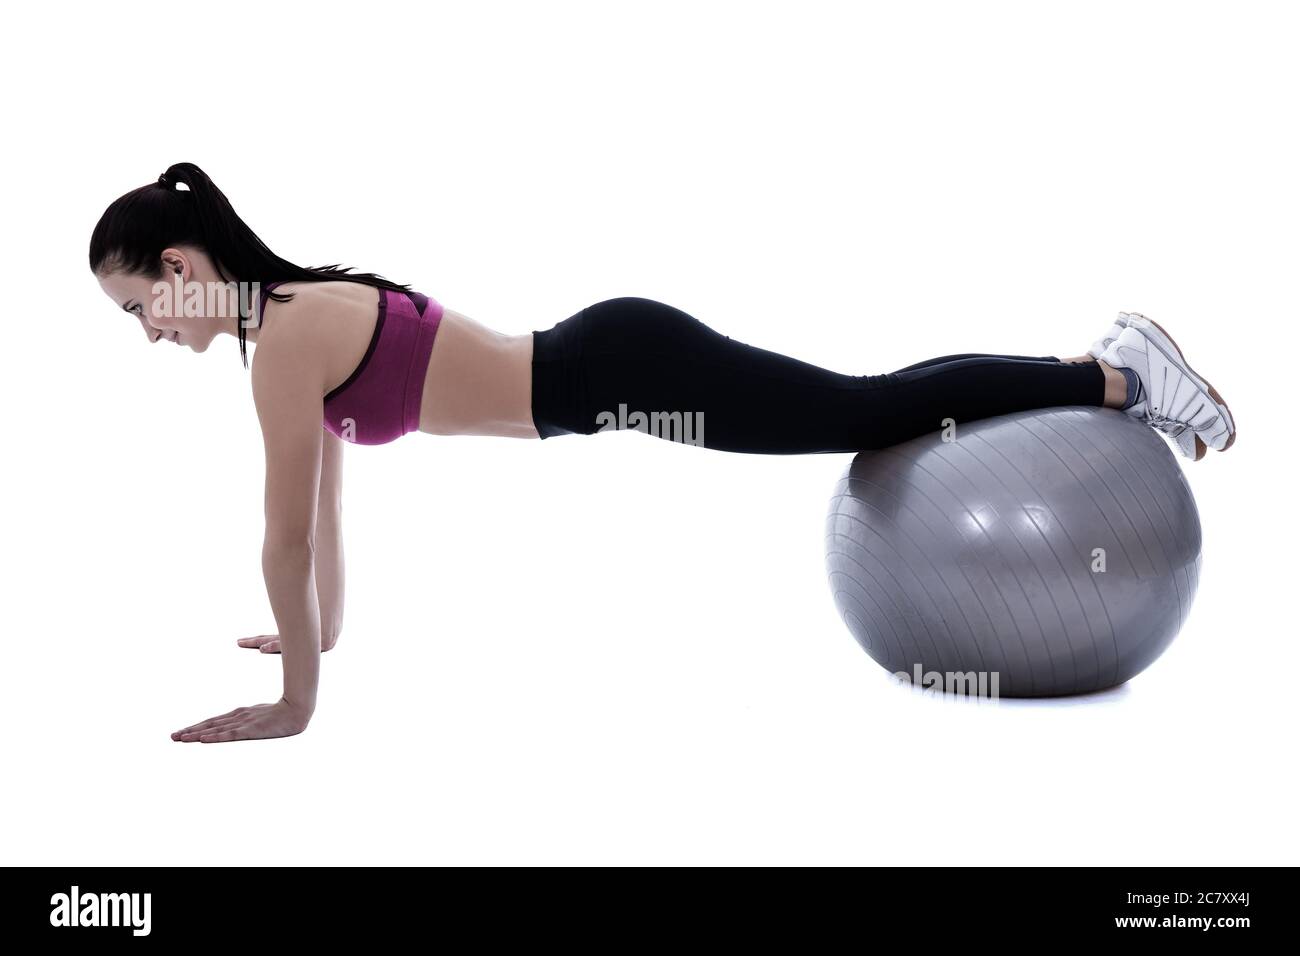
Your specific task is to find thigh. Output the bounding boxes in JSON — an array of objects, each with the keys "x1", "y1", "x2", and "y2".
[
  {"x1": 893, "y1": 352, "x2": 1060, "y2": 373},
  {"x1": 576, "y1": 300, "x2": 877, "y2": 453}
]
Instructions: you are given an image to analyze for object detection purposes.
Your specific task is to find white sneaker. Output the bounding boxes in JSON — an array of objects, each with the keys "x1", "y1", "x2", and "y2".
[
  {"x1": 1121, "y1": 312, "x2": 1236, "y2": 453},
  {"x1": 1086, "y1": 312, "x2": 1133, "y2": 360},
  {"x1": 1098, "y1": 324, "x2": 1234, "y2": 461},
  {"x1": 1163, "y1": 422, "x2": 1204, "y2": 461}
]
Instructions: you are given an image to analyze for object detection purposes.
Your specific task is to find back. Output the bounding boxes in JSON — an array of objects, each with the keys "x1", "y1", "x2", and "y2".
[{"x1": 257, "y1": 280, "x2": 444, "y2": 445}]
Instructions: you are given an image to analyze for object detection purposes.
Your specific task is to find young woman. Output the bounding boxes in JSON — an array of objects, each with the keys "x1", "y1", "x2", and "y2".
[{"x1": 90, "y1": 163, "x2": 1235, "y2": 743}]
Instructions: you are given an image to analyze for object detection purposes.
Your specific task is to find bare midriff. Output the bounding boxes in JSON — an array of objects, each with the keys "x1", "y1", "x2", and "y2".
[{"x1": 417, "y1": 308, "x2": 539, "y2": 438}]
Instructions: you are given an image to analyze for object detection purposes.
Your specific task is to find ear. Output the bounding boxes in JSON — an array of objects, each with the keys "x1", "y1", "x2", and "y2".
[{"x1": 159, "y1": 247, "x2": 188, "y2": 278}]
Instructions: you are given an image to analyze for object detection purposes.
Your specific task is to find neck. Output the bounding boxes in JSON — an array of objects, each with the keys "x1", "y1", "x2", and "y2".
[{"x1": 217, "y1": 284, "x2": 268, "y2": 343}]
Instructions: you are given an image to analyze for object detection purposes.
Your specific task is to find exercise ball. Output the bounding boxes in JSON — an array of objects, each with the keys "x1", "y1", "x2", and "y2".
[{"x1": 824, "y1": 406, "x2": 1201, "y2": 697}]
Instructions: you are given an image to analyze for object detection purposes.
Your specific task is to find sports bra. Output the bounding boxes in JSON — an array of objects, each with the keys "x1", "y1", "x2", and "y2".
[{"x1": 257, "y1": 280, "x2": 444, "y2": 445}]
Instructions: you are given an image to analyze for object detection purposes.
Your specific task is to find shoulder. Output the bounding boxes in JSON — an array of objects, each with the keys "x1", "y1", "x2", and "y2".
[
  {"x1": 250, "y1": 288, "x2": 337, "y2": 420},
  {"x1": 249, "y1": 283, "x2": 338, "y2": 389},
  {"x1": 250, "y1": 280, "x2": 388, "y2": 404}
]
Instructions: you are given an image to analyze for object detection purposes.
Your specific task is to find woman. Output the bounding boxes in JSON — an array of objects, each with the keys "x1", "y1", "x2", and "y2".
[{"x1": 90, "y1": 163, "x2": 1235, "y2": 742}]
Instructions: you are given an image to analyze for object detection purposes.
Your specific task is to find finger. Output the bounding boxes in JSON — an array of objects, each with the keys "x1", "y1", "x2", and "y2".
[
  {"x1": 173, "y1": 707, "x2": 246, "y2": 736},
  {"x1": 259, "y1": 642, "x2": 281, "y2": 654},
  {"x1": 185, "y1": 707, "x2": 246, "y2": 729},
  {"x1": 173, "y1": 717, "x2": 245, "y2": 741},
  {"x1": 173, "y1": 716, "x2": 231, "y2": 736},
  {"x1": 198, "y1": 728, "x2": 248, "y2": 743},
  {"x1": 237, "y1": 635, "x2": 277, "y2": 648}
]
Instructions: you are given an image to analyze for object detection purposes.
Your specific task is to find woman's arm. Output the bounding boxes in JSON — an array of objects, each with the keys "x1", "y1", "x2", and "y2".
[
  {"x1": 253, "y1": 351, "x2": 325, "y2": 722},
  {"x1": 237, "y1": 429, "x2": 345, "y2": 655},
  {"x1": 172, "y1": 342, "x2": 325, "y2": 742},
  {"x1": 316, "y1": 428, "x2": 345, "y2": 651}
]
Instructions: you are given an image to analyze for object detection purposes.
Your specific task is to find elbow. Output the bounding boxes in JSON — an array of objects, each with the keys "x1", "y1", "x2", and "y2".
[
  {"x1": 262, "y1": 532, "x2": 316, "y2": 566},
  {"x1": 316, "y1": 497, "x2": 343, "y2": 532}
]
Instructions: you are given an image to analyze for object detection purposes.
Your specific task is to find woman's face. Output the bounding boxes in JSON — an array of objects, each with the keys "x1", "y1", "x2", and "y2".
[{"x1": 96, "y1": 249, "x2": 241, "y2": 353}]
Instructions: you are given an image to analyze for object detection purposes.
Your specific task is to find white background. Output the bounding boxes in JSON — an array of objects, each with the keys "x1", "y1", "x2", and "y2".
[{"x1": 2, "y1": 0, "x2": 1296, "y2": 865}]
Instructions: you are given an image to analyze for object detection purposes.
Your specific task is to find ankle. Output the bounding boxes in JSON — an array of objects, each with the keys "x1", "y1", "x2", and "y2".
[{"x1": 1098, "y1": 360, "x2": 1128, "y2": 408}]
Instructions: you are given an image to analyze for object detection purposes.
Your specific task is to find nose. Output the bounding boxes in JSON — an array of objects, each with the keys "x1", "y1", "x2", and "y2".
[{"x1": 138, "y1": 315, "x2": 164, "y2": 343}]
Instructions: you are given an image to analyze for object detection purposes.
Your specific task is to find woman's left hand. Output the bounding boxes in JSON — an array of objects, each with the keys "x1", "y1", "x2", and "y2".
[{"x1": 172, "y1": 698, "x2": 312, "y2": 743}]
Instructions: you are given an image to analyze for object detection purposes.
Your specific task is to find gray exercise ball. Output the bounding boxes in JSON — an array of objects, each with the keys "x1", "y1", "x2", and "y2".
[{"x1": 824, "y1": 406, "x2": 1201, "y2": 697}]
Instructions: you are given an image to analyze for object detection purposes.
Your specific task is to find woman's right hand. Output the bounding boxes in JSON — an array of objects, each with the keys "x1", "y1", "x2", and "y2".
[
  {"x1": 237, "y1": 633, "x2": 339, "y2": 653},
  {"x1": 238, "y1": 633, "x2": 283, "y2": 654}
]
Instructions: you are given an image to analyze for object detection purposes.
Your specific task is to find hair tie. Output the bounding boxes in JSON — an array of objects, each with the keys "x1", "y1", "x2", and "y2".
[{"x1": 158, "y1": 173, "x2": 170, "y2": 188}]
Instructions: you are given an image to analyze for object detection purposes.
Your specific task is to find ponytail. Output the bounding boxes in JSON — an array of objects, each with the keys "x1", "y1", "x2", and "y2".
[{"x1": 90, "y1": 162, "x2": 413, "y2": 368}]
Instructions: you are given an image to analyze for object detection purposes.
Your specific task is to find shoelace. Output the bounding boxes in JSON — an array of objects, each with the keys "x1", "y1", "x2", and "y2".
[
  {"x1": 1141, "y1": 374, "x2": 1216, "y2": 439},
  {"x1": 1118, "y1": 343, "x2": 1223, "y2": 443},
  {"x1": 1142, "y1": 411, "x2": 1192, "y2": 437}
]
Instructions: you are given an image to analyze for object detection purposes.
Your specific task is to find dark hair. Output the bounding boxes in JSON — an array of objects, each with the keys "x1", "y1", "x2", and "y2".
[{"x1": 88, "y1": 162, "x2": 413, "y2": 368}]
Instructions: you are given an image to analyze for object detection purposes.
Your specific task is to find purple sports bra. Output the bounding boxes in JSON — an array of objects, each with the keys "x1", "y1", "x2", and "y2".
[{"x1": 257, "y1": 281, "x2": 444, "y2": 445}]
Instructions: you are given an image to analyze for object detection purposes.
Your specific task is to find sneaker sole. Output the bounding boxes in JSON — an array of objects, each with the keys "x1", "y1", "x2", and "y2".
[{"x1": 1125, "y1": 312, "x2": 1236, "y2": 453}]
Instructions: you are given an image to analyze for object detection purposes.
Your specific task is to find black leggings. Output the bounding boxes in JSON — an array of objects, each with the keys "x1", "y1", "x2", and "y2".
[{"x1": 530, "y1": 297, "x2": 1105, "y2": 454}]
